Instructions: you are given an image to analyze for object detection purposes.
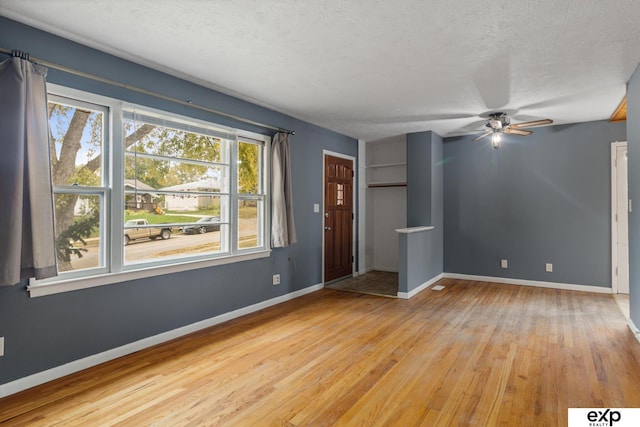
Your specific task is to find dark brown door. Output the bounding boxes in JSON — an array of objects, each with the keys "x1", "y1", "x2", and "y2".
[{"x1": 324, "y1": 154, "x2": 354, "y2": 282}]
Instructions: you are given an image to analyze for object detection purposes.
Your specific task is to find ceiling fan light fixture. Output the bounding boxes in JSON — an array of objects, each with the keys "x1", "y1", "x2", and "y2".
[{"x1": 491, "y1": 131, "x2": 502, "y2": 149}]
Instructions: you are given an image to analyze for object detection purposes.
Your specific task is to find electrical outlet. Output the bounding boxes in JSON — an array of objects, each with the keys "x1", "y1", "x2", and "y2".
[
  {"x1": 545, "y1": 263, "x2": 553, "y2": 273},
  {"x1": 500, "y1": 259, "x2": 508, "y2": 269},
  {"x1": 272, "y1": 274, "x2": 280, "y2": 285},
  {"x1": 0, "y1": 337, "x2": 4, "y2": 357}
]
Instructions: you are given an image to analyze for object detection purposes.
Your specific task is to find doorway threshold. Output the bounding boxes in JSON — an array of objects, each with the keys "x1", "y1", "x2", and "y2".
[{"x1": 325, "y1": 271, "x2": 398, "y2": 298}]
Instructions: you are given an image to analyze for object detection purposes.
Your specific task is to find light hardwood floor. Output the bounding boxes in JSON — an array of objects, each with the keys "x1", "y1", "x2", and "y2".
[{"x1": 2, "y1": 278, "x2": 640, "y2": 426}]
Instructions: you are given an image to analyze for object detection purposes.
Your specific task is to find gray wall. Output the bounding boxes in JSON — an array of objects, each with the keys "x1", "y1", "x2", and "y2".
[
  {"x1": 627, "y1": 64, "x2": 640, "y2": 325},
  {"x1": 407, "y1": 133, "x2": 432, "y2": 226},
  {"x1": 398, "y1": 231, "x2": 433, "y2": 293},
  {"x1": 443, "y1": 120, "x2": 626, "y2": 286},
  {"x1": 399, "y1": 131, "x2": 443, "y2": 293},
  {"x1": 0, "y1": 17, "x2": 357, "y2": 384}
]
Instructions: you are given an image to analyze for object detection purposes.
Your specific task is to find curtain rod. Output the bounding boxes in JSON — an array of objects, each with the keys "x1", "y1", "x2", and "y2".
[{"x1": 0, "y1": 48, "x2": 295, "y2": 135}]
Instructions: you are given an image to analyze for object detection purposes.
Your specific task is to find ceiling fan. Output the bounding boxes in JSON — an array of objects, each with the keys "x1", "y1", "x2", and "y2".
[{"x1": 473, "y1": 112, "x2": 553, "y2": 148}]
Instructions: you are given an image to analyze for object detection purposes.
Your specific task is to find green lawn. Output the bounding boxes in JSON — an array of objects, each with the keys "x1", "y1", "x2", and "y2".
[
  {"x1": 125, "y1": 212, "x2": 200, "y2": 224},
  {"x1": 164, "y1": 208, "x2": 221, "y2": 217}
]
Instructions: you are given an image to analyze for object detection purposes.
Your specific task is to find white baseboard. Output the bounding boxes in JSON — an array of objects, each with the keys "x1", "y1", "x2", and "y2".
[
  {"x1": 398, "y1": 273, "x2": 445, "y2": 299},
  {"x1": 629, "y1": 318, "x2": 640, "y2": 344},
  {"x1": 0, "y1": 283, "x2": 323, "y2": 399},
  {"x1": 443, "y1": 273, "x2": 612, "y2": 294}
]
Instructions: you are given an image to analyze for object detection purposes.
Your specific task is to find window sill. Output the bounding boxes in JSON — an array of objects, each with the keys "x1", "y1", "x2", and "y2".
[{"x1": 28, "y1": 249, "x2": 271, "y2": 298}]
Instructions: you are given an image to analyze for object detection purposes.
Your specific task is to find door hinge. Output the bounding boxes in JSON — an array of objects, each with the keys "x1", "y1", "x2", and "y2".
[
  {"x1": 616, "y1": 266, "x2": 618, "y2": 276},
  {"x1": 352, "y1": 255, "x2": 354, "y2": 262},
  {"x1": 352, "y1": 213, "x2": 354, "y2": 220},
  {"x1": 352, "y1": 170, "x2": 354, "y2": 177}
]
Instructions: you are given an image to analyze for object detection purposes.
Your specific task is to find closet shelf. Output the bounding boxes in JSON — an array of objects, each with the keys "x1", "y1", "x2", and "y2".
[
  {"x1": 367, "y1": 162, "x2": 407, "y2": 168},
  {"x1": 367, "y1": 182, "x2": 407, "y2": 188}
]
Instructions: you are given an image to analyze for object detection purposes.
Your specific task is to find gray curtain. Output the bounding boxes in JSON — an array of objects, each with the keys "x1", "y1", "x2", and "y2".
[
  {"x1": 0, "y1": 55, "x2": 57, "y2": 285},
  {"x1": 271, "y1": 132, "x2": 297, "y2": 247}
]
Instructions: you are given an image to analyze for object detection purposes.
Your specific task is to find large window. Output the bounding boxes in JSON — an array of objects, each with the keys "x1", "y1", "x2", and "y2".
[
  {"x1": 122, "y1": 110, "x2": 233, "y2": 264},
  {"x1": 33, "y1": 86, "x2": 270, "y2": 295}
]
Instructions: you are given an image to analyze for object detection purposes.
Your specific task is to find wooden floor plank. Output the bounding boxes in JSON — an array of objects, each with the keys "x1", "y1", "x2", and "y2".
[{"x1": 1, "y1": 278, "x2": 640, "y2": 426}]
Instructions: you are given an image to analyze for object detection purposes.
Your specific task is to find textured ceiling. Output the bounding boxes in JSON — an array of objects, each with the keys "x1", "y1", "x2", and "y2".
[{"x1": 1, "y1": 0, "x2": 639, "y2": 140}]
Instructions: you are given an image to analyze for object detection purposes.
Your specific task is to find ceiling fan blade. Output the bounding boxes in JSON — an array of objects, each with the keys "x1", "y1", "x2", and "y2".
[
  {"x1": 449, "y1": 119, "x2": 488, "y2": 135},
  {"x1": 510, "y1": 119, "x2": 553, "y2": 129},
  {"x1": 473, "y1": 130, "x2": 492, "y2": 141},
  {"x1": 504, "y1": 128, "x2": 533, "y2": 136},
  {"x1": 473, "y1": 55, "x2": 511, "y2": 110}
]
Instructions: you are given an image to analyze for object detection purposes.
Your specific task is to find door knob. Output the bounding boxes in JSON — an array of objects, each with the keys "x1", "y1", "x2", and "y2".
[{"x1": 325, "y1": 226, "x2": 331, "y2": 231}]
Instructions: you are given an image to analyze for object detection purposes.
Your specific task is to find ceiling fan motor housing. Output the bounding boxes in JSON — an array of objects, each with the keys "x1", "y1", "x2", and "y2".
[{"x1": 487, "y1": 112, "x2": 510, "y2": 129}]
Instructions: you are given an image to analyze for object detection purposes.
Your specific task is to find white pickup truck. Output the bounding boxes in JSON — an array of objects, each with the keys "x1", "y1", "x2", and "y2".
[{"x1": 124, "y1": 219, "x2": 171, "y2": 245}]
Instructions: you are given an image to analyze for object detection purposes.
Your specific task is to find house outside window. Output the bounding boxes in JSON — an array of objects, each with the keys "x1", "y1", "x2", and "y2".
[{"x1": 32, "y1": 85, "x2": 270, "y2": 296}]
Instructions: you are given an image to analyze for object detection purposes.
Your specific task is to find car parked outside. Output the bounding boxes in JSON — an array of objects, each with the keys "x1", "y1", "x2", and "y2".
[
  {"x1": 182, "y1": 216, "x2": 221, "y2": 234},
  {"x1": 124, "y1": 219, "x2": 171, "y2": 245}
]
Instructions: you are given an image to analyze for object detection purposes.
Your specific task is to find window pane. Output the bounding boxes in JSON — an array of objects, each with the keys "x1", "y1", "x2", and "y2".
[
  {"x1": 54, "y1": 194, "x2": 103, "y2": 272},
  {"x1": 49, "y1": 96, "x2": 105, "y2": 276},
  {"x1": 238, "y1": 141, "x2": 260, "y2": 194},
  {"x1": 122, "y1": 112, "x2": 236, "y2": 265},
  {"x1": 49, "y1": 101, "x2": 103, "y2": 186},
  {"x1": 238, "y1": 199, "x2": 262, "y2": 249}
]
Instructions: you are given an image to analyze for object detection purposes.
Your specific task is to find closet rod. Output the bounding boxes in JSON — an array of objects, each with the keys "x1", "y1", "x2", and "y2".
[{"x1": 0, "y1": 47, "x2": 295, "y2": 135}]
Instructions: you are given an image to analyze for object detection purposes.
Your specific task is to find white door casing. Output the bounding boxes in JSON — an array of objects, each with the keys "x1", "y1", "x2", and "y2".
[{"x1": 612, "y1": 141, "x2": 629, "y2": 294}]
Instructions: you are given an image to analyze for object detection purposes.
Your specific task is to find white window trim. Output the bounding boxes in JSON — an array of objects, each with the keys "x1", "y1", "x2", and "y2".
[{"x1": 29, "y1": 84, "x2": 271, "y2": 298}]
